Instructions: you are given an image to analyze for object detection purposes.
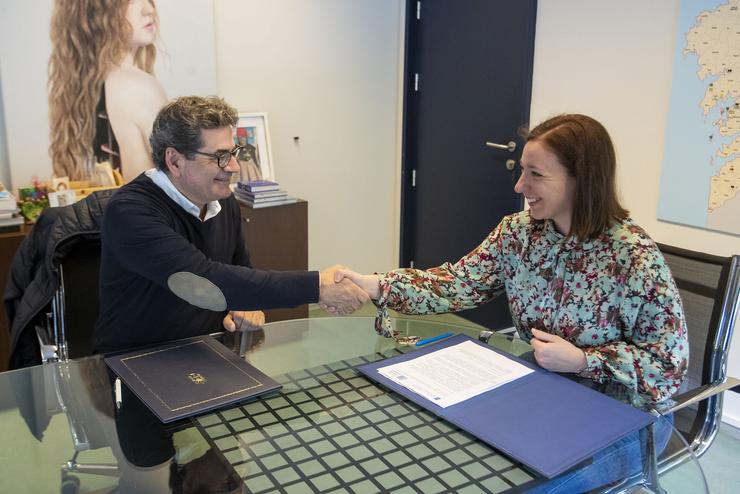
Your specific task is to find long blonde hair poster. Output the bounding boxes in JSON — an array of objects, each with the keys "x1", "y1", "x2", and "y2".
[{"x1": 0, "y1": 0, "x2": 217, "y2": 190}]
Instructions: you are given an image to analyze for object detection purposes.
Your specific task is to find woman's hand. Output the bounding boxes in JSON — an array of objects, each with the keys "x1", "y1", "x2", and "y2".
[
  {"x1": 530, "y1": 328, "x2": 587, "y2": 373},
  {"x1": 335, "y1": 270, "x2": 381, "y2": 300},
  {"x1": 318, "y1": 269, "x2": 380, "y2": 315},
  {"x1": 223, "y1": 310, "x2": 266, "y2": 332}
]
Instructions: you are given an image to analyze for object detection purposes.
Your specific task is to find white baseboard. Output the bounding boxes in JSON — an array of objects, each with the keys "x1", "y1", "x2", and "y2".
[{"x1": 722, "y1": 391, "x2": 740, "y2": 429}]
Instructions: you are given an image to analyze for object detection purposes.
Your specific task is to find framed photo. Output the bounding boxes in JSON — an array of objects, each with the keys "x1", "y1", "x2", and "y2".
[
  {"x1": 49, "y1": 190, "x2": 76, "y2": 207},
  {"x1": 233, "y1": 113, "x2": 274, "y2": 183},
  {"x1": 52, "y1": 177, "x2": 70, "y2": 193}
]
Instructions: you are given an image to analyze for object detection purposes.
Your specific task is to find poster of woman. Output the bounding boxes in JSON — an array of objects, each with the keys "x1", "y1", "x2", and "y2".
[
  {"x1": 0, "y1": 0, "x2": 217, "y2": 190},
  {"x1": 48, "y1": 0, "x2": 168, "y2": 183}
]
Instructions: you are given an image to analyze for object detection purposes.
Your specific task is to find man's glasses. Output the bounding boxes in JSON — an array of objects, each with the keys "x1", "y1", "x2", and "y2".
[{"x1": 190, "y1": 145, "x2": 243, "y2": 168}]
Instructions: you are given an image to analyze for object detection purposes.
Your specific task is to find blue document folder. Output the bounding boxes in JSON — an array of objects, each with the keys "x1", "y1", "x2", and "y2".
[
  {"x1": 357, "y1": 334, "x2": 655, "y2": 478},
  {"x1": 105, "y1": 335, "x2": 281, "y2": 423}
]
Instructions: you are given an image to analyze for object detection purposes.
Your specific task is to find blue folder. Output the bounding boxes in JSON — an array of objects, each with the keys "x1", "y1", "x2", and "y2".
[{"x1": 357, "y1": 334, "x2": 655, "y2": 478}]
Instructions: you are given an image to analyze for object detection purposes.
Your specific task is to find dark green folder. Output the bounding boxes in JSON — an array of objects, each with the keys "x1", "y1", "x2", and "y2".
[{"x1": 105, "y1": 335, "x2": 281, "y2": 423}]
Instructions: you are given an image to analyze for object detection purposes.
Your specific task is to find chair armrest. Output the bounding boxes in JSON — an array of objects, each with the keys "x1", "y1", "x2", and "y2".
[
  {"x1": 663, "y1": 376, "x2": 740, "y2": 414},
  {"x1": 35, "y1": 324, "x2": 59, "y2": 364}
]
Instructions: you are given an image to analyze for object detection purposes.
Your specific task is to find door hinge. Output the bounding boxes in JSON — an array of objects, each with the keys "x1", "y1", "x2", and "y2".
[
  {"x1": 410, "y1": 260, "x2": 415, "y2": 268},
  {"x1": 414, "y1": 73, "x2": 419, "y2": 92},
  {"x1": 416, "y1": 1, "x2": 421, "y2": 20},
  {"x1": 411, "y1": 169, "x2": 417, "y2": 187}
]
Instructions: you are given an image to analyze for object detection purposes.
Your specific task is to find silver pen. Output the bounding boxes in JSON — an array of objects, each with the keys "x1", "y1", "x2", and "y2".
[{"x1": 114, "y1": 377, "x2": 122, "y2": 410}]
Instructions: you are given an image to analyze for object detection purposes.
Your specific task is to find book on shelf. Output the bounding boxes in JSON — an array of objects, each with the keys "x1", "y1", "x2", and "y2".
[
  {"x1": 0, "y1": 210, "x2": 20, "y2": 219},
  {"x1": 0, "y1": 214, "x2": 24, "y2": 233},
  {"x1": 0, "y1": 196, "x2": 18, "y2": 211},
  {"x1": 234, "y1": 190, "x2": 288, "y2": 203},
  {"x1": 235, "y1": 195, "x2": 298, "y2": 209},
  {"x1": 237, "y1": 180, "x2": 280, "y2": 193},
  {"x1": 249, "y1": 197, "x2": 298, "y2": 209}
]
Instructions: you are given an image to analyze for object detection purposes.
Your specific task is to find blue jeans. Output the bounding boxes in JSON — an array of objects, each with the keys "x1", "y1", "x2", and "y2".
[{"x1": 524, "y1": 414, "x2": 674, "y2": 494}]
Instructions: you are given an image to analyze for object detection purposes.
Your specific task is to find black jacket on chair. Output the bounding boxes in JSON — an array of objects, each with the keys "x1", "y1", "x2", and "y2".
[{"x1": 4, "y1": 189, "x2": 116, "y2": 369}]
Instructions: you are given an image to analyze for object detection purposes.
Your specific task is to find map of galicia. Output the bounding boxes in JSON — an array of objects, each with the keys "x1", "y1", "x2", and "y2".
[{"x1": 658, "y1": 0, "x2": 740, "y2": 235}]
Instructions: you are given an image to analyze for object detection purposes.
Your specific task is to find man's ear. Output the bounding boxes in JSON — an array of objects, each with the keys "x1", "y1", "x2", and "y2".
[{"x1": 165, "y1": 147, "x2": 182, "y2": 177}]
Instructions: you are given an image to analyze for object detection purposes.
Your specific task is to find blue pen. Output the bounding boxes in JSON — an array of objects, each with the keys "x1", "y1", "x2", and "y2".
[{"x1": 415, "y1": 331, "x2": 454, "y2": 347}]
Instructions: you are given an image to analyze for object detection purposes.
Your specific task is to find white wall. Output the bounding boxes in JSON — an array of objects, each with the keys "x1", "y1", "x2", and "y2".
[
  {"x1": 531, "y1": 0, "x2": 740, "y2": 427},
  {"x1": 213, "y1": 0, "x2": 403, "y2": 274},
  {"x1": 0, "y1": 71, "x2": 10, "y2": 189},
  {"x1": 0, "y1": 0, "x2": 217, "y2": 190}
]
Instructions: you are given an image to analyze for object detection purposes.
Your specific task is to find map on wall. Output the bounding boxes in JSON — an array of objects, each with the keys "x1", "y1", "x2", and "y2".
[{"x1": 658, "y1": 0, "x2": 740, "y2": 235}]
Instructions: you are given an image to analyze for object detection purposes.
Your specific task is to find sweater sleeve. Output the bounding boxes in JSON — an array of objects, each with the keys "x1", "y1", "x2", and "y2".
[{"x1": 104, "y1": 196, "x2": 319, "y2": 311}]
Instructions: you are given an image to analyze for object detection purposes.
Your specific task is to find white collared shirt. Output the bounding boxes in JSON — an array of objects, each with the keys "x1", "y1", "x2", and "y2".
[{"x1": 145, "y1": 168, "x2": 222, "y2": 222}]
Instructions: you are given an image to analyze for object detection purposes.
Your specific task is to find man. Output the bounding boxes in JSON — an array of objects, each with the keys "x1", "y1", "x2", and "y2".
[{"x1": 93, "y1": 96, "x2": 366, "y2": 353}]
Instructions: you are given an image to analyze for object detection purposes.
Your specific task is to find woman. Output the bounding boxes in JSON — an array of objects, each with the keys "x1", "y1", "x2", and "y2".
[
  {"x1": 48, "y1": 0, "x2": 167, "y2": 183},
  {"x1": 338, "y1": 114, "x2": 688, "y2": 492}
]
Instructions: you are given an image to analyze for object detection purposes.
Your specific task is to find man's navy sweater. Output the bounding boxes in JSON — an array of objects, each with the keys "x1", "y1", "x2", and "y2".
[{"x1": 93, "y1": 175, "x2": 318, "y2": 352}]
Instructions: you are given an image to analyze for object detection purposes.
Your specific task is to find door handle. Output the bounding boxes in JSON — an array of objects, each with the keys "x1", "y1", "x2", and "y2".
[{"x1": 485, "y1": 140, "x2": 516, "y2": 152}]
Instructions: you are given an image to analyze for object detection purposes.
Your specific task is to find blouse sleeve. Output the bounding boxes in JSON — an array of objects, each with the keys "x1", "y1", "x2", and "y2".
[
  {"x1": 373, "y1": 219, "x2": 509, "y2": 337},
  {"x1": 579, "y1": 247, "x2": 689, "y2": 404}
]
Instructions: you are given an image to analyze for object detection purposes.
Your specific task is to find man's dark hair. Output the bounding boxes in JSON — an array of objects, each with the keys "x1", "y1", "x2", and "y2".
[{"x1": 150, "y1": 96, "x2": 238, "y2": 171}]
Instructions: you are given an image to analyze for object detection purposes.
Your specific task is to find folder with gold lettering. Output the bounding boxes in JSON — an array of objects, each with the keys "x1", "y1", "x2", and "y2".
[{"x1": 105, "y1": 335, "x2": 281, "y2": 423}]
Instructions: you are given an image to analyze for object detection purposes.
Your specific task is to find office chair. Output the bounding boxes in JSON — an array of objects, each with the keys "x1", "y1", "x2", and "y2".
[
  {"x1": 36, "y1": 238, "x2": 103, "y2": 363},
  {"x1": 603, "y1": 243, "x2": 740, "y2": 493},
  {"x1": 3, "y1": 190, "x2": 117, "y2": 493},
  {"x1": 5, "y1": 189, "x2": 114, "y2": 367}
]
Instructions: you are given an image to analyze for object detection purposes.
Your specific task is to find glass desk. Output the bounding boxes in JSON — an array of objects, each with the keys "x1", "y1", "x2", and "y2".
[{"x1": 0, "y1": 317, "x2": 707, "y2": 493}]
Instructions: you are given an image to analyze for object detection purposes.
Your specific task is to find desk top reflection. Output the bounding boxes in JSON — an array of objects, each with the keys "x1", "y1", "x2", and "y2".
[{"x1": 0, "y1": 317, "x2": 706, "y2": 494}]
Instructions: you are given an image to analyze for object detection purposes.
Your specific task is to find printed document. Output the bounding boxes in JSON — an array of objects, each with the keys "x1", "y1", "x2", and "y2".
[{"x1": 377, "y1": 341, "x2": 534, "y2": 407}]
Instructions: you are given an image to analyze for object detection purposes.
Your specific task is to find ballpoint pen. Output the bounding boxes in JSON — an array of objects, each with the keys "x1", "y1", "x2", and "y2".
[
  {"x1": 415, "y1": 331, "x2": 454, "y2": 347},
  {"x1": 114, "y1": 377, "x2": 122, "y2": 410}
]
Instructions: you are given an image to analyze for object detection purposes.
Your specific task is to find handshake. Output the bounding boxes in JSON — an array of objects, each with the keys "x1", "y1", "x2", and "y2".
[{"x1": 318, "y1": 265, "x2": 381, "y2": 315}]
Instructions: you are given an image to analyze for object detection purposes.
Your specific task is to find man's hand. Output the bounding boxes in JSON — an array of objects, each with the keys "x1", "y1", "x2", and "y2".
[
  {"x1": 223, "y1": 310, "x2": 266, "y2": 332},
  {"x1": 319, "y1": 265, "x2": 369, "y2": 315},
  {"x1": 530, "y1": 328, "x2": 587, "y2": 373}
]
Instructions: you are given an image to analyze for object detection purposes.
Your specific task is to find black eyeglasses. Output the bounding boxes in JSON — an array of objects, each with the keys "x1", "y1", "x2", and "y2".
[{"x1": 190, "y1": 145, "x2": 243, "y2": 168}]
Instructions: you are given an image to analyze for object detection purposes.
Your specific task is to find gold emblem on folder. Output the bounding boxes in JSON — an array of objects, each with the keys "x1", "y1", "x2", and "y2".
[{"x1": 188, "y1": 372, "x2": 207, "y2": 384}]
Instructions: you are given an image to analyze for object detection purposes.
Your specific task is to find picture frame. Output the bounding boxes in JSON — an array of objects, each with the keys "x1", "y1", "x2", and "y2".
[
  {"x1": 234, "y1": 113, "x2": 274, "y2": 183},
  {"x1": 48, "y1": 190, "x2": 76, "y2": 208}
]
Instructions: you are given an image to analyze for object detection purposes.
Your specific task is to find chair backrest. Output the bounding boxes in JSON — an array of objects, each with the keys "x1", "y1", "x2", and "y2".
[
  {"x1": 58, "y1": 238, "x2": 102, "y2": 360},
  {"x1": 656, "y1": 243, "x2": 740, "y2": 457},
  {"x1": 6, "y1": 189, "x2": 115, "y2": 368}
]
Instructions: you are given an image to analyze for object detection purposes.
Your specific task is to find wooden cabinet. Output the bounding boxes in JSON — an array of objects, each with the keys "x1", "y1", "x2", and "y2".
[
  {"x1": 0, "y1": 226, "x2": 30, "y2": 372},
  {"x1": 239, "y1": 200, "x2": 309, "y2": 323}
]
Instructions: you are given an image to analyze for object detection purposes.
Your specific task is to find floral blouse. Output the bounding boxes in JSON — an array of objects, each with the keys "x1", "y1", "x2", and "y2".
[{"x1": 376, "y1": 211, "x2": 688, "y2": 405}]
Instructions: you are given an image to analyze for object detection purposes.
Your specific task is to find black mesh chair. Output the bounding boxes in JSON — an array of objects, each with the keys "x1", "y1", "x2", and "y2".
[
  {"x1": 5, "y1": 189, "x2": 114, "y2": 367},
  {"x1": 38, "y1": 238, "x2": 102, "y2": 363},
  {"x1": 654, "y1": 244, "x2": 739, "y2": 461},
  {"x1": 604, "y1": 243, "x2": 740, "y2": 492},
  {"x1": 4, "y1": 191, "x2": 117, "y2": 493}
]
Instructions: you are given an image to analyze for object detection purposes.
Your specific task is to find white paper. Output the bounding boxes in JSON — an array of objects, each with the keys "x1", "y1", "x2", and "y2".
[{"x1": 377, "y1": 341, "x2": 534, "y2": 408}]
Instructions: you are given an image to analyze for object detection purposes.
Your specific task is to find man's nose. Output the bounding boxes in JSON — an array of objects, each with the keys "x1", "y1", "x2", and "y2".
[{"x1": 224, "y1": 155, "x2": 240, "y2": 173}]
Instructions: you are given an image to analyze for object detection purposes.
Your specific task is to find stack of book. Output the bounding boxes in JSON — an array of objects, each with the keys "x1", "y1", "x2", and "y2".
[
  {"x1": 233, "y1": 180, "x2": 297, "y2": 209},
  {"x1": 0, "y1": 188, "x2": 23, "y2": 232}
]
